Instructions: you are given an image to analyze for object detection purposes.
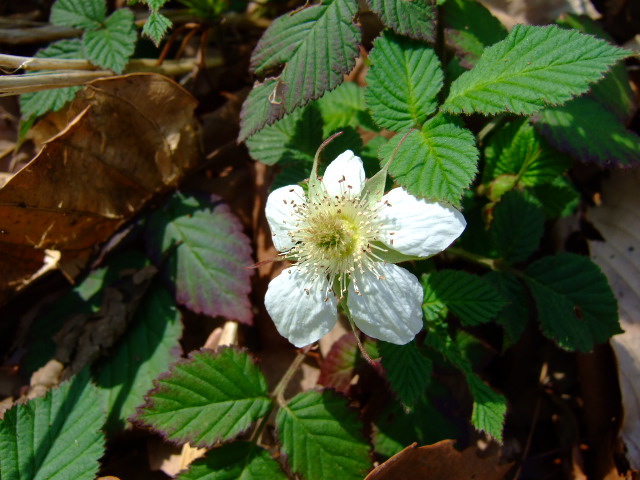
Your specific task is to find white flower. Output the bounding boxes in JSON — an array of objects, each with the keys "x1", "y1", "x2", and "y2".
[{"x1": 264, "y1": 150, "x2": 466, "y2": 347}]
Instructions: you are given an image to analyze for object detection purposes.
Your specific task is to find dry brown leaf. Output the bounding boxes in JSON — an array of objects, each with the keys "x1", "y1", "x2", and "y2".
[
  {"x1": 365, "y1": 440, "x2": 512, "y2": 480},
  {"x1": 588, "y1": 168, "x2": 640, "y2": 470},
  {"x1": 0, "y1": 73, "x2": 200, "y2": 303}
]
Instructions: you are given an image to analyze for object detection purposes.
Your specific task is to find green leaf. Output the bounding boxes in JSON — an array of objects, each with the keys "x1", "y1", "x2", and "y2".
[
  {"x1": 530, "y1": 176, "x2": 580, "y2": 219},
  {"x1": 484, "y1": 271, "x2": 530, "y2": 344},
  {"x1": 135, "y1": 347, "x2": 270, "y2": 447},
  {"x1": 366, "y1": 0, "x2": 435, "y2": 42},
  {"x1": 318, "y1": 334, "x2": 377, "y2": 393},
  {"x1": 241, "y1": 0, "x2": 360, "y2": 139},
  {"x1": 534, "y1": 96, "x2": 640, "y2": 166},
  {"x1": 422, "y1": 270, "x2": 507, "y2": 326},
  {"x1": 491, "y1": 190, "x2": 544, "y2": 264},
  {"x1": 483, "y1": 119, "x2": 572, "y2": 188},
  {"x1": 379, "y1": 340, "x2": 432, "y2": 408},
  {"x1": 246, "y1": 105, "x2": 323, "y2": 166},
  {"x1": 176, "y1": 442, "x2": 287, "y2": 480},
  {"x1": 276, "y1": 390, "x2": 371, "y2": 480},
  {"x1": 316, "y1": 82, "x2": 377, "y2": 137},
  {"x1": 465, "y1": 373, "x2": 506, "y2": 442},
  {"x1": 145, "y1": 192, "x2": 254, "y2": 324},
  {"x1": 523, "y1": 253, "x2": 621, "y2": 351},
  {"x1": 83, "y1": 8, "x2": 137, "y2": 73},
  {"x1": 19, "y1": 39, "x2": 84, "y2": 120},
  {"x1": 442, "y1": 24, "x2": 629, "y2": 115},
  {"x1": 441, "y1": 0, "x2": 507, "y2": 68},
  {"x1": 145, "y1": 0, "x2": 170, "y2": 10},
  {"x1": 0, "y1": 369, "x2": 106, "y2": 480},
  {"x1": 50, "y1": 0, "x2": 106, "y2": 29},
  {"x1": 373, "y1": 396, "x2": 458, "y2": 458},
  {"x1": 365, "y1": 31, "x2": 443, "y2": 131},
  {"x1": 142, "y1": 11, "x2": 172, "y2": 46},
  {"x1": 93, "y1": 283, "x2": 182, "y2": 432},
  {"x1": 380, "y1": 116, "x2": 478, "y2": 205}
]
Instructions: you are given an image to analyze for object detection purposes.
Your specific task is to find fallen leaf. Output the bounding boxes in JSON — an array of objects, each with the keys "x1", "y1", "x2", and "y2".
[
  {"x1": 588, "y1": 168, "x2": 640, "y2": 470},
  {"x1": 365, "y1": 440, "x2": 512, "y2": 480},
  {"x1": 0, "y1": 73, "x2": 200, "y2": 303}
]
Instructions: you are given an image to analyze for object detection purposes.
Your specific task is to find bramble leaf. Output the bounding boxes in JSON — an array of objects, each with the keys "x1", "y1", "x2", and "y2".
[
  {"x1": 366, "y1": 0, "x2": 435, "y2": 42},
  {"x1": 83, "y1": 8, "x2": 136, "y2": 73},
  {"x1": 145, "y1": 192, "x2": 254, "y2": 324},
  {"x1": 484, "y1": 271, "x2": 531, "y2": 343},
  {"x1": 442, "y1": 25, "x2": 629, "y2": 115},
  {"x1": 491, "y1": 191, "x2": 544, "y2": 264},
  {"x1": 379, "y1": 340, "x2": 432, "y2": 408},
  {"x1": 422, "y1": 270, "x2": 507, "y2": 326},
  {"x1": 317, "y1": 82, "x2": 377, "y2": 136},
  {"x1": 241, "y1": 0, "x2": 359, "y2": 139},
  {"x1": 441, "y1": 0, "x2": 507, "y2": 68},
  {"x1": 176, "y1": 442, "x2": 287, "y2": 480},
  {"x1": 365, "y1": 31, "x2": 443, "y2": 131},
  {"x1": 142, "y1": 11, "x2": 172, "y2": 46},
  {"x1": 50, "y1": 0, "x2": 105, "y2": 29},
  {"x1": 530, "y1": 176, "x2": 580, "y2": 219},
  {"x1": 277, "y1": 390, "x2": 371, "y2": 480},
  {"x1": 524, "y1": 253, "x2": 621, "y2": 351},
  {"x1": 466, "y1": 373, "x2": 506, "y2": 442},
  {"x1": 0, "y1": 369, "x2": 105, "y2": 480},
  {"x1": 379, "y1": 116, "x2": 478, "y2": 205},
  {"x1": 94, "y1": 283, "x2": 182, "y2": 432},
  {"x1": 135, "y1": 347, "x2": 270, "y2": 447},
  {"x1": 19, "y1": 39, "x2": 84, "y2": 120}
]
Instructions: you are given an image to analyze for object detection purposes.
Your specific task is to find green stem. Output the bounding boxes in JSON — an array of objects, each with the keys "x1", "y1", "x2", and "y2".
[
  {"x1": 446, "y1": 246, "x2": 500, "y2": 270},
  {"x1": 250, "y1": 345, "x2": 311, "y2": 443}
]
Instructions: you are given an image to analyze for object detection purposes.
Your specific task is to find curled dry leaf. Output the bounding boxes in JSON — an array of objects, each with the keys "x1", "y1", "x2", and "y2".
[
  {"x1": 364, "y1": 440, "x2": 512, "y2": 480},
  {"x1": 588, "y1": 168, "x2": 640, "y2": 469},
  {"x1": 0, "y1": 73, "x2": 200, "y2": 303}
]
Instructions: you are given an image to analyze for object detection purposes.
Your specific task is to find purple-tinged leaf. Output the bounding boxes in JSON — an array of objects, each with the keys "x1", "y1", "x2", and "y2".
[
  {"x1": 145, "y1": 192, "x2": 253, "y2": 324},
  {"x1": 135, "y1": 347, "x2": 270, "y2": 447},
  {"x1": 318, "y1": 334, "x2": 378, "y2": 393}
]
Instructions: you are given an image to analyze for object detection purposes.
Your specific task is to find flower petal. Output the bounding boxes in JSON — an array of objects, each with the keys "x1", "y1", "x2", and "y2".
[
  {"x1": 378, "y1": 188, "x2": 466, "y2": 257},
  {"x1": 265, "y1": 267, "x2": 338, "y2": 347},
  {"x1": 322, "y1": 150, "x2": 366, "y2": 197},
  {"x1": 265, "y1": 185, "x2": 306, "y2": 252},
  {"x1": 347, "y1": 264, "x2": 423, "y2": 345}
]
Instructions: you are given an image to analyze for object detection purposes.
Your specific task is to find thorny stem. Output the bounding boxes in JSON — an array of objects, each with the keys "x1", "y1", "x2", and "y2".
[{"x1": 249, "y1": 345, "x2": 311, "y2": 443}]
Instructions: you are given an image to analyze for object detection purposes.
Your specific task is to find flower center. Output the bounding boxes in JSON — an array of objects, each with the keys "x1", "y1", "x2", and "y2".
[{"x1": 286, "y1": 187, "x2": 386, "y2": 297}]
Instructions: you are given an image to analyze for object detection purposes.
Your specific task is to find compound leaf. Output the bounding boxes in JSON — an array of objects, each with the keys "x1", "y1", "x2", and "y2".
[
  {"x1": 135, "y1": 347, "x2": 270, "y2": 447},
  {"x1": 142, "y1": 11, "x2": 172, "y2": 46},
  {"x1": 366, "y1": 0, "x2": 435, "y2": 42},
  {"x1": 366, "y1": 31, "x2": 443, "y2": 131},
  {"x1": 50, "y1": 0, "x2": 105, "y2": 29},
  {"x1": 442, "y1": 24, "x2": 629, "y2": 115},
  {"x1": 83, "y1": 8, "x2": 137, "y2": 73},
  {"x1": 276, "y1": 390, "x2": 371, "y2": 480},
  {"x1": 466, "y1": 373, "x2": 506, "y2": 442},
  {"x1": 0, "y1": 369, "x2": 105, "y2": 480},
  {"x1": 379, "y1": 340, "x2": 432, "y2": 408}
]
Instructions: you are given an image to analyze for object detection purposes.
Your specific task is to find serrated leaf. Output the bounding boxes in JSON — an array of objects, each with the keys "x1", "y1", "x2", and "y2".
[
  {"x1": 372, "y1": 396, "x2": 459, "y2": 458},
  {"x1": 534, "y1": 96, "x2": 640, "y2": 166},
  {"x1": 530, "y1": 176, "x2": 580, "y2": 219},
  {"x1": 246, "y1": 105, "x2": 323, "y2": 166},
  {"x1": 19, "y1": 39, "x2": 84, "y2": 119},
  {"x1": 491, "y1": 190, "x2": 544, "y2": 264},
  {"x1": 379, "y1": 340, "x2": 432, "y2": 408},
  {"x1": 145, "y1": 192, "x2": 254, "y2": 324},
  {"x1": 442, "y1": 24, "x2": 629, "y2": 115},
  {"x1": 93, "y1": 283, "x2": 182, "y2": 432},
  {"x1": 441, "y1": 0, "x2": 507, "y2": 68},
  {"x1": 317, "y1": 82, "x2": 377, "y2": 137},
  {"x1": 379, "y1": 117, "x2": 478, "y2": 205},
  {"x1": 524, "y1": 253, "x2": 621, "y2": 351},
  {"x1": 465, "y1": 373, "x2": 506, "y2": 442},
  {"x1": 83, "y1": 8, "x2": 137, "y2": 73},
  {"x1": 143, "y1": 11, "x2": 172, "y2": 46},
  {"x1": 366, "y1": 0, "x2": 435, "y2": 42},
  {"x1": 422, "y1": 270, "x2": 507, "y2": 326},
  {"x1": 135, "y1": 347, "x2": 270, "y2": 447},
  {"x1": 50, "y1": 0, "x2": 106, "y2": 29},
  {"x1": 241, "y1": 0, "x2": 359, "y2": 139},
  {"x1": 276, "y1": 390, "x2": 371, "y2": 480},
  {"x1": 146, "y1": 0, "x2": 169, "y2": 9},
  {"x1": 0, "y1": 369, "x2": 105, "y2": 480},
  {"x1": 318, "y1": 334, "x2": 377, "y2": 393},
  {"x1": 483, "y1": 119, "x2": 572, "y2": 188},
  {"x1": 365, "y1": 31, "x2": 443, "y2": 131},
  {"x1": 484, "y1": 271, "x2": 530, "y2": 344},
  {"x1": 176, "y1": 441, "x2": 287, "y2": 480}
]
